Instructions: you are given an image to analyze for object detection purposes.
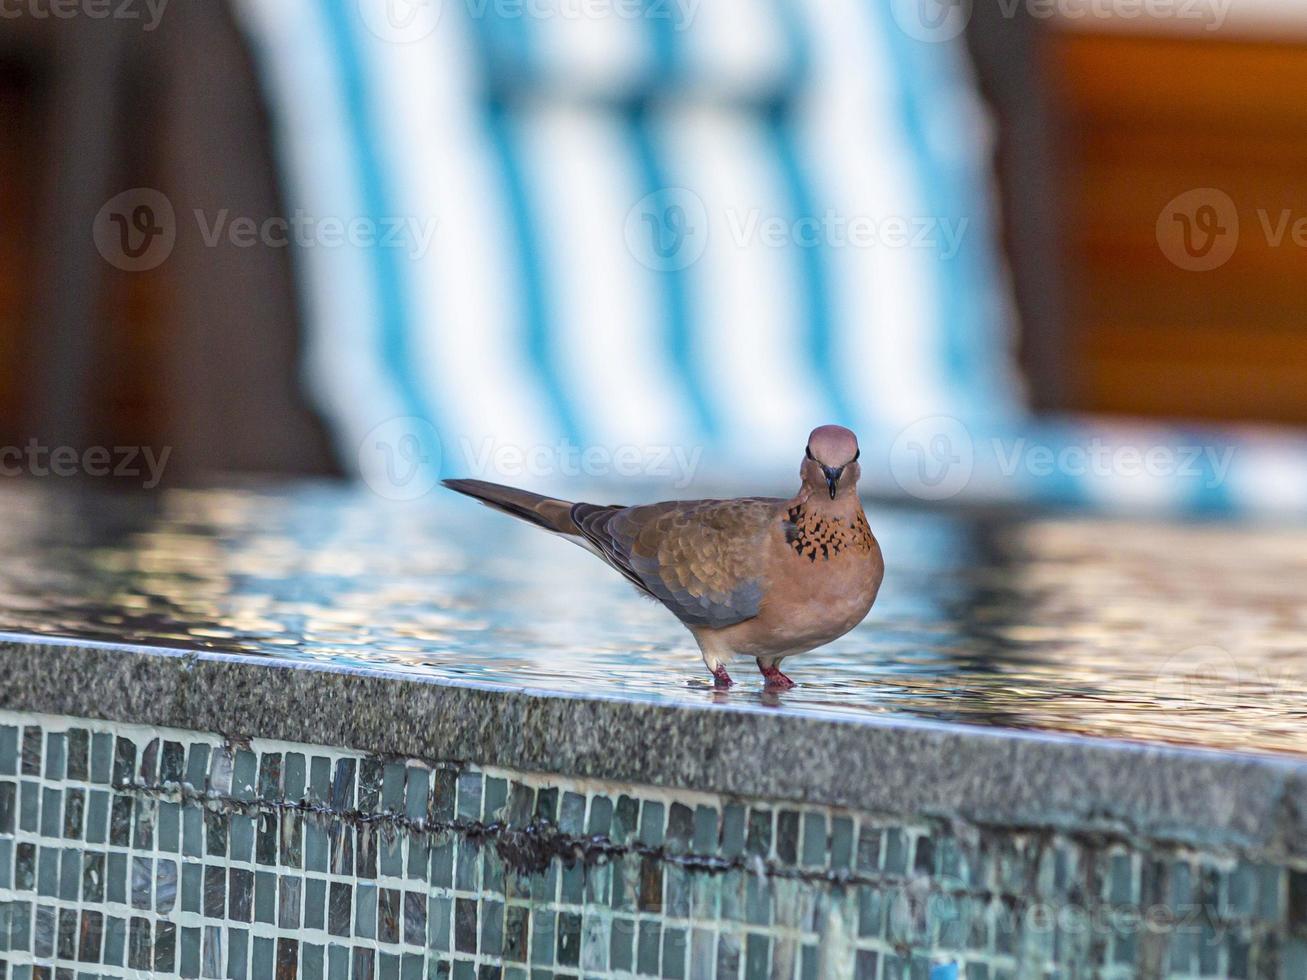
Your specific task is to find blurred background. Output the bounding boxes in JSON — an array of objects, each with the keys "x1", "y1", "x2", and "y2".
[{"x1": 2, "y1": 0, "x2": 1306, "y2": 513}]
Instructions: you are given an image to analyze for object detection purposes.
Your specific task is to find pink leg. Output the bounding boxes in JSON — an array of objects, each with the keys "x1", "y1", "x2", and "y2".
[
  {"x1": 711, "y1": 663, "x2": 734, "y2": 688},
  {"x1": 757, "y1": 659, "x2": 795, "y2": 689}
]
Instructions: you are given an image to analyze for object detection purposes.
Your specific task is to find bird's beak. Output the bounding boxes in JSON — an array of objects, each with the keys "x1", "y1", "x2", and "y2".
[{"x1": 821, "y1": 465, "x2": 842, "y2": 499}]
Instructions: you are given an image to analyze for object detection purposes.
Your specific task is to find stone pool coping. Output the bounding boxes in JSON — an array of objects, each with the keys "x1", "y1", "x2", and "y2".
[{"x1": 2, "y1": 632, "x2": 1305, "y2": 860}]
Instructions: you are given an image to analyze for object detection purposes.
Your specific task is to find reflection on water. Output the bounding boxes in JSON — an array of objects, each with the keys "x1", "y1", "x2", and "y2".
[{"x1": 0, "y1": 483, "x2": 1304, "y2": 756}]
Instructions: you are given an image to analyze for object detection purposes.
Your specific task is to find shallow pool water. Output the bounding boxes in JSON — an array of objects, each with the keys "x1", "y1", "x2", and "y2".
[{"x1": 0, "y1": 483, "x2": 1304, "y2": 756}]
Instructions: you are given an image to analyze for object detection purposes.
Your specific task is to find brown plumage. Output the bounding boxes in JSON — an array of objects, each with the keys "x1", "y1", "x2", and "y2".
[{"x1": 442, "y1": 425, "x2": 884, "y2": 688}]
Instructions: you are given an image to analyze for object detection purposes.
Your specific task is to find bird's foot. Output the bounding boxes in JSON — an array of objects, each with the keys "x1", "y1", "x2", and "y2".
[
  {"x1": 710, "y1": 664, "x2": 734, "y2": 688},
  {"x1": 757, "y1": 661, "x2": 796, "y2": 689}
]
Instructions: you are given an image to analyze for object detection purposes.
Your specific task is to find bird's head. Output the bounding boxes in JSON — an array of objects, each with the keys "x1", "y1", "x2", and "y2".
[{"x1": 800, "y1": 425, "x2": 861, "y2": 501}]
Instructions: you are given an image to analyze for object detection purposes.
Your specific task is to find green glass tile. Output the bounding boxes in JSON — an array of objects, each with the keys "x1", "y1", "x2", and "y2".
[
  {"x1": 776, "y1": 811, "x2": 800, "y2": 865},
  {"x1": 182, "y1": 805, "x2": 204, "y2": 857},
  {"x1": 227, "y1": 927, "x2": 249, "y2": 980},
  {"x1": 560, "y1": 861, "x2": 584, "y2": 906},
  {"x1": 36, "y1": 847, "x2": 57, "y2": 897},
  {"x1": 306, "y1": 820, "x2": 328, "y2": 872},
  {"x1": 1171, "y1": 860, "x2": 1193, "y2": 907},
  {"x1": 103, "y1": 851, "x2": 126, "y2": 905},
  {"x1": 662, "y1": 926, "x2": 687, "y2": 979},
  {"x1": 303, "y1": 942, "x2": 325, "y2": 980},
  {"x1": 378, "y1": 951, "x2": 400, "y2": 980},
  {"x1": 664, "y1": 866, "x2": 690, "y2": 918},
  {"x1": 0, "y1": 782, "x2": 13, "y2": 836},
  {"x1": 610, "y1": 917, "x2": 633, "y2": 972},
  {"x1": 212, "y1": 749, "x2": 239, "y2": 799},
  {"x1": 403, "y1": 891, "x2": 427, "y2": 948},
  {"x1": 0, "y1": 836, "x2": 11, "y2": 889},
  {"x1": 456, "y1": 839, "x2": 479, "y2": 892},
  {"x1": 745, "y1": 875, "x2": 770, "y2": 926},
  {"x1": 305, "y1": 877, "x2": 327, "y2": 930},
  {"x1": 381, "y1": 834, "x2": 403, "y2": 878},
  {"x1": 613, "y1": 795, "x2": 638, "y2": 843},
  {"x1": 355, "y1": 883, "x2": 378, "y2": 940},
  {"x1": 229, "y1": 814, "x2": 254, "y2": 863},
  {"x1": 829, "y1": 817, "x2": 854, "y2": 870},
  {"x1": 327, "y1": 943, "x2": 349, "y2": 980},
  {"x1": 247, "y1": 869, "x2": 274, "y2": 927},
  {"x1": 57, "y1": 849, "x2": 78, "y2": 901},
  {"x1": 184, "y1": 742, "x2": 209, "y2": 789},
  {"x1": 556, "y1": 911, "x2": 581, "y2": 967},
  {"x1": 39, "y1": 788, "x2": 61, "y2": 838},
  {"x1": 66, "y1": 732, "x2": 89, "y2": 784},
  {"x1": 531, "y1": 909, "x2": 555, "y2": 966},
  {"x1": 252, "y1": 936, "x2": 274, "y2": 979},
  {"x1": 716, "y1": 932, "x2": 741, "y2": 979},
  {"x1": 382, "y1": 761, "x2": 406, "y2": 812},
  {"x1": 801, "y1": 813, "x2": 827, "y2": 868},
  {"x1": 18, "y1": 781, "x2": 37, "y2": 833},
  {"x1": 256, "y1": 811, "x2": 277, "y2": 865},
  {"x1": 43, "y1": 734, "x2": 65, "y2": 782},
  {"x1": 0, "y1": 727, "x2": 17, "y2": 775},
  {"x1": 85, "y1": 789, "x2": 108, "y2": 844},
  {"x1": 581, "y1": 915, "x2": 610, "y2": 972},
  {"x1": 179, "y1": 925, "x2": 201, "y2": 978},
  {"x1": 535, "y1": 787, "x2": 559, "y2": 825},
  {"x1": 1258, "y1": 864, "x2": 1283, "y2": 920},
  {"x1": 637, "y1": 920, "x2": 661, "y2": 975},
  {"x1": 404, "y1": 768, "x2": 429, "y2": 823},
  {"x1": 588, "y1": 796, "x2": 615, "y2": 838},
  {"x1": 157, "y1": 801, "x2": 180, "y2": 852},
  {"x1": 101, "y1": 915, "x2": 124, "y2": 967},
  {"x1": 457, "y1": 773, "x2": 483, "y2": 822},
  {"x1": 400, "y1": 952, "x2": 423, "y2": 980},
  {"x1": 640, "y1": 801, "x2": 666, "y2": 848},
  {"x1": 883, "y1": 829, "x2": 908, "y2": 875},
  {"x1": 560, "y1": 792, "x2": 585, "y2": 835},
  {"x1": 430, "y1": 839, "x2": 453, "y2": 888},
  {"x1": 744, "y1": 934, "x2": 769, "y2": 980},
  {"x1": 310, "y1": 756, "x2": 331, "y2": 802},
  {"x1": 455, "y1": 897, "x2": 478, "y2": 955},
  {"x1": 428, "y1": 896, "x2": 453, "y2": 953},
  {"x1": 1108, "y1": 853, "x2": 1134, "y2": 905},
  {"x1": 800, "y1": 944, "x2": 819, "y2": 980}
]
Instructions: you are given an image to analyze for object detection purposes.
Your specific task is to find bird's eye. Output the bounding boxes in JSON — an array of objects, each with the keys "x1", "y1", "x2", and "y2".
[
  {"x1": 805, "y1": 446, "x2": 814, "y2": 461},
  {"x1": 853, "y1": 449, "x2": 860, "y2": 462}
]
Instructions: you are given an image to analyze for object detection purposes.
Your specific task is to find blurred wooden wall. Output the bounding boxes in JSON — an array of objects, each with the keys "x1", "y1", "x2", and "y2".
[{"x1": 1052, "y1": 28, "x2": 1307, "y2": 426}]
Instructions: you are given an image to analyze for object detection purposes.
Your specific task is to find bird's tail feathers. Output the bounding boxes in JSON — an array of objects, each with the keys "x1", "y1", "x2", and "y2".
[{"x1": 440, "y1": 479, "x2": 579, "y2": 535}]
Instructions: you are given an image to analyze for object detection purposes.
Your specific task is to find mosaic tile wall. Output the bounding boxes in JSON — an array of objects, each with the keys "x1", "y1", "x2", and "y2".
[{"x1": 1, "y1": 711, "x2": 1306, "y2": 980}]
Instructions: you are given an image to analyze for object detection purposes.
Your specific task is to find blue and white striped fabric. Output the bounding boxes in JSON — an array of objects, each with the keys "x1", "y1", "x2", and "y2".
[
  {"x1": 232, "y1": 0, "x2": 1307, "y2": 518},
  {"x1": 232, "y1": 0, "x2": 1022, "y2": 470}
]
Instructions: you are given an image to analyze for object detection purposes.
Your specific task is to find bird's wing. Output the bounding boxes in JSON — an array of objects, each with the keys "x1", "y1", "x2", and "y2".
[{"x1": 570, "y1": 497, "x2": 780, "y2": 628}]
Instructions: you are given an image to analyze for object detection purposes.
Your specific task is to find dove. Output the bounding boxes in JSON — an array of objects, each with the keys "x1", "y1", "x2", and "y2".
[{"x1": 442, "y1": 425, "x2": 884, "y2": 688}]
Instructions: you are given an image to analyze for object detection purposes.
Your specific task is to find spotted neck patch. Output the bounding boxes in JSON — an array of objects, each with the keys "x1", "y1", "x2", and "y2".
[{"x1": 784, "y1": 505, "x2": 875, "y2": 562}]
